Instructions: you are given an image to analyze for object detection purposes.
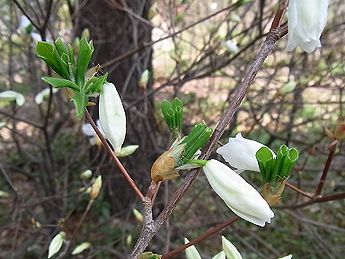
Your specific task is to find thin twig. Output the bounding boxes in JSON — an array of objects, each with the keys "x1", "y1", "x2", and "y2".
[{"x1": 314, "y1": 140, "x2": 338, "y2": 196}]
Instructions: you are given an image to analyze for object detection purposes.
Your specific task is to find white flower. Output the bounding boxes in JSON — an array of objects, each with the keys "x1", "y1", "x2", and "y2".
[
  {"x1": 48, "y1": 231, "x2": 65, "y2": 258},
  {"x1": 203, "y1": 160, "x2": 274, "y2": 227},
  {"x1": 35, "y1": 88, "x2": 58, "y2": 104},
  {"x1": 184, "y1": 238, "x2": 201, "y2": 259},
  {"x1": 0, "y1": 90, "x2": 25, "y2": 106},
  {"x1": 217, "y1": 133, "x2": 275, "y2": 173},
  {"x1": 99, "y1": 82, "x2": 126, "y2": 153},
  {"x1": 223, "y1": 40, "x2": 239, "y2": 53},
  {"x1": 222, "y1": 236, "x2": 242, "y2": 259},
  {"x1": 278, "y1": 254, "x2": 292, "y2": 259},
  {"x1": 287, "y1": 0, "x2": 329, "y2": 53}
]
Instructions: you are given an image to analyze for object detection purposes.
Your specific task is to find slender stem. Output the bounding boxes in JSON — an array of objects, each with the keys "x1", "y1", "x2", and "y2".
[
  {"x1": 285, "y1": 182, "x2": 314, "y2": 200},
  {"x1": 85, "y1": 109, "x2": 144, "y2": 201},
  {"x1": 69, "y1": 199, "x2": 94, "y2": 243},
  {"x1": 314, "y1": 140, "x2": 338, "y2": 197},
  {"x1": 162, "y1": 217, "x2": 239, "y2": 258},
  {"x1": 277, "y1": 192, "x2": 345, "y2": 209}
]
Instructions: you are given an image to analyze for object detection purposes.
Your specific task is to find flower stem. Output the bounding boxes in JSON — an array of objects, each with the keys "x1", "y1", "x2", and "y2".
[{"x1": 85, "y1": 109, "x2": 144, "y2": 201}]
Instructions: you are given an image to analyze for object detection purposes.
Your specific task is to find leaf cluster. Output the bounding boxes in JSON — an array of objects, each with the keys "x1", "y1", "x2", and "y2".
[{"x1": 36, "y1": 38, "x2": 108, "y2": 119}]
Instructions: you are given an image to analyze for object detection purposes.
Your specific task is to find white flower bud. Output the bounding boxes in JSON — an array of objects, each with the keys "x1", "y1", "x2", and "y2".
[
  {"x1": 80, "y1": 169, "x2": 92, "y2": 180},
  {"x1": 117, "y1": 145, "x2": 139, "y2": 157},
  {"x1": 34, "y1": 88, "x2": 58, "y2": 104},
  {"x1": 222, "y1": 236, "x2": 242, "y2": 259},
  {"x1": 217, "y1": 133, "x2": 275, "y2": 173},
  {"x1": 184, "y1": 238, "x2": 201, "y2": 259},
  {"x1": 99, "y1": 82, "x2": 126, "y2": 153},
  {"x1": 71, "y1": 242, "x2": 91, "y2": 255},
  {"x1": 0, "y1": 90, "x2": 25, "y2": 106},
  {"x1": 203, "y1": 160, "x2": 274, "y2": 227},
  {"x1": 212, "y1": 251, "x2": 225, "y2": 259},
  {"x1": 48, "y1": 231, "x2": 65, "y2": 258},
  {"x1": 287, "y1": 0, "x2": 329, "y2": 53},
  {"x1": 90, "y1": 176, "x2": 102, "y2": 200}
]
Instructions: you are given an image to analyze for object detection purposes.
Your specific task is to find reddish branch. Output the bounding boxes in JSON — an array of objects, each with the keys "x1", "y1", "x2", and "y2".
[
  {"x1": 85, "y1": 110, "x2": 145, "y2": 201},
  {"x1": 314, "y1": 140, "x2": 339, "y2": 196}
]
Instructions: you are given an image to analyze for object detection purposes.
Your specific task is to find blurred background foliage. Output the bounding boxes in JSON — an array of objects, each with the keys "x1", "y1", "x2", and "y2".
[{"x1": 0, "y1": 0, "x2": 344, "y2": 258}]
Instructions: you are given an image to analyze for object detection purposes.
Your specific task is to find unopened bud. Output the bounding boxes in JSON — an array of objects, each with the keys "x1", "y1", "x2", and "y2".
[
  {"x1": 334, "y1": 122, "x2": 345, "y2": 140},
  {"x1": 151, "y1": 151, "x2": 179, "y2": 183},
  {"x1": 90, "y1": 176, "x2": 102, "y2": 200},
  {"x1": 133, "y1": 208, "x2": 144, "y2": 223},
  {"x1": 261, "y1": 181, "x2": 287, "y2": 206},
  {"x1": 80, "y1": 169, "x2": 92, "y2": 180}
]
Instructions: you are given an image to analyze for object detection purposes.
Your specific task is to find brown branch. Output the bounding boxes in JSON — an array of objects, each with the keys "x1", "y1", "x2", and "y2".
[
  {"x1": 129, "y1": 23, "x2": 288, "y2": 259},
  {"x1": 277, "y1": 192, "x2": 345, "y2": 209}
]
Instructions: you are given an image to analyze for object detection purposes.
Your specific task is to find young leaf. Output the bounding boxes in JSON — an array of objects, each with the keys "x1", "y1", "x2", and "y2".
[
  {"x1": 76, "y1": 38, "x2": 94, "y2": 87},
  {"x1": 54, "y1": 38, "x2": 69, "y2": 60},
  {"x1": 42, "y1": 77, "x2": 79, "y2": 92},
  {"x1": 36, "y1": 41, "x2": 61, "y2": 74},
  {"x1": 71, "y1": 92, "x2": 88, "y2": 120}
]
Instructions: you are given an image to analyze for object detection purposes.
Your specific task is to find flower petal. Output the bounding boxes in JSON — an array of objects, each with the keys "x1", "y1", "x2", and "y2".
[
  {"x1": 203, "y1": 160, "x2": 274, "y2": 227},
  {"x1": 99, "y1": 83, "x2": 126, "y2": 153},
  {"x1": 217, "y1": 133, "x2": 274, "y2": 172},
  {"x1": 184, "y1": 238, "x2": 201, "y2": 259}
]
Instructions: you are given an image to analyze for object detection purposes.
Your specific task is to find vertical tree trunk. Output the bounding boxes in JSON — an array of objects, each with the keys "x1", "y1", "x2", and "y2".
[{"x1": 76, "y1": 0, "x2": 161, "y2": 209}]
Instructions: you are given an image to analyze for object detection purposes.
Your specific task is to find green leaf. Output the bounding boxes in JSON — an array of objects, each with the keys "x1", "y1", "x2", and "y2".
[
  {"x1": 76, "y1": 38, "x2": 94, "y2": 87},
  {"x1": 71, "y1": 92, "x2": 88, "y2": 120},
  {"x1": 55, "y1": 38, "x2": 69, "y2": 60},
  {"x1": 36, "y1": 41, "x2": 61, "y2": 74},
  {"x1": 42, "y1": 77, "x2": 79, "y2": 92}
]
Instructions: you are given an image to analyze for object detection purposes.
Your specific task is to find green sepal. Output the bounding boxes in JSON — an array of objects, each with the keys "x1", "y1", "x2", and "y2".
[
  {"x1": 271, "y1": 145, "x2": 288, "y2": 182},
  {"x1": 179, "y1": 123, "x2": 212, "y2": 165},
  {"x1": 76, "y1": 38, "x2": 94, "y2": 87},
  {"x1": 280, "y1": 147, "x2": 299, "y2": 179},
  {"x1": 42, "y1": 77, "x2": 79, "y2": 92},
  {"x1": 256, "y1": 146, "x2": 274, "y2": 182},
  {"x1": 161, "y1": 97, "x2": 184, "y2": 136},
  {"x1": 71, "y1": 92, "x2": 88, "y2": 120}
]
